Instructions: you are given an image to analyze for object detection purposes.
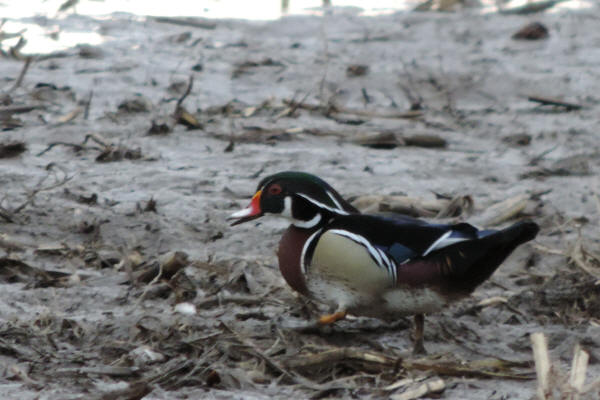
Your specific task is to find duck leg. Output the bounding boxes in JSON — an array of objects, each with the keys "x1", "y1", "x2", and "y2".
[
  {"x1": 318, "y1": 311, "x2": 347, "y2": 325},
  {"x1": 412, "y1": 314, "x2": 427, "y2": 355}
]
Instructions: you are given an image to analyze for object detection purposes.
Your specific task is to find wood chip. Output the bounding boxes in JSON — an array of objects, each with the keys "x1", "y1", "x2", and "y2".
[
  {"x1": 346, "y1": 64, "x2": 369, "y2": 77},
  {"x1": 153, "y1": 16, "x2": 217, "y2": 29},
  {"x1": 569, "y1": 344, "x2": 588, "y2": 400},
  {"x1": 476, "y1": 296, "x2": 508, "y2": 308},
  {"x1": 531, "y1": 332, "x2": 551, "y2": 399},
  {"x1": 391, "y1": 378, "x2": 445, "y2": 400},
  {"x1": 528, "y1": 95, "x2": 581, "y2": 110},
  {"x1": 512, "y1": 22, "x2": 549, "y2": 40},
  {"x1": 0, "y1": 141, "x2": 26, "y2": 158},
  {"x1": 352, "y1": 194, "x2": 471, "y2": 218},
  {"x1": 353, "y1": 132, "x2": 401, "y2": 149},
  {"x1": 286, "y1": 347, "x2": 395, "y2": 370},
  {"x1": 55, "y1": 107, "x2": 82, "y2": 124},
  {"x1": 174, "y1": 302, "x2": 197, "y2": 315},
  {"x1": 403, "y1": 134, "x2": 447, "y2": 148},
  {"x1": 501, "y1": 0, "x2": 567, "y2": 15},
  {"x1": 470, "y1": 194, "x2": 529, "y2": 226}
]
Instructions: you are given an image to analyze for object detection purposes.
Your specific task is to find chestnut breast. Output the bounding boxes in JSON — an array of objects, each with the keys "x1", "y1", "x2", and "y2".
[{"x1": 277, "y1": 225, "x2": 315, "y2": 295}]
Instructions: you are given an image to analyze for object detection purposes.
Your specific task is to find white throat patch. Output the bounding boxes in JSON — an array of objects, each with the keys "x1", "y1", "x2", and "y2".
[
  {"x1": 282, "y1": 196, "x2": 293, "y2": 218},
  {"x1": 272, "y1": 196, "x2": 322, "y2": 229}
]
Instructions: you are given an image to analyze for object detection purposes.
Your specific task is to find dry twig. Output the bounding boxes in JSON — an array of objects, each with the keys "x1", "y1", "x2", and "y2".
[
  {"x1": 10, "y1": 163, "x2": 72, "y2": 215},
  {"x1": 8, "y1": 56, "x2": 32, "y2": 93},
  {"x1": 391, "y1": 378, "x2": 445, "y2": 400},
  {"x1": 286, "y1": 347, "x2": 395, "y2": 370},
  {"x1": 528, "y1": 95, "x2": 582, "y2": 111}
]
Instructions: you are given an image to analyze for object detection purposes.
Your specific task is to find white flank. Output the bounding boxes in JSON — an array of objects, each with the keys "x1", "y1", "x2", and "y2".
[{"x1": 327, "y1": 229, "x2": 396, "y2": 278}]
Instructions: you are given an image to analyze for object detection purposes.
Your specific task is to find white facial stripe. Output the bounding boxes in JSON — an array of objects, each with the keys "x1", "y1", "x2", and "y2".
[
  {"x1": 265, "y1": 195, "x2": 322, "y2": 228},
  {"x1": 296, "y1": 193, "x2": 349, "y2": 215},
  {"x1": 292, "y1": 213, "x2": 322, "y2": 229},
  {"x1": 282, "y1": 196, "x2": 293, "y2": 218},
  {"x1": 300, "y1": 228, "x2": 323, "y2": 274},
  {"x1": 326, "y1": 190, "x2": 344, "y2": 210},
  {"x1": 328, "y1": 229, "x2": 397, "y2": 279},
  {"x1": 422, "y1": 230, "x2": 468, "y2": 256}
]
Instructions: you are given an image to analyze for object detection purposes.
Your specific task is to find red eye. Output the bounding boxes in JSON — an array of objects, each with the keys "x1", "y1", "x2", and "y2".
[{"x1": 268, "y1": 184, "x2": 282, "y2": 195}]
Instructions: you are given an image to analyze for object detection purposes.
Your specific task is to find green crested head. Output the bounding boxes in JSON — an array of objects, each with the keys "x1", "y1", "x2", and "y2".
[{"x1": 229, "y1": 171, "x2": 358, "y2": 229}]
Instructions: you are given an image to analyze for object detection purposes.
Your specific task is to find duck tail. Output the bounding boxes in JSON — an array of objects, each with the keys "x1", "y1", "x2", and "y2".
[
  {"x1": 447, "y1": 220, "x2": 539, "y2": 294},
  {"x1": 501, "y1": 220, "x2": 540, "y2": 246}
]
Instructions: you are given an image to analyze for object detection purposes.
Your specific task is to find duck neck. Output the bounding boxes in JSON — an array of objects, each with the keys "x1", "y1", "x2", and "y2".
[{"x1": 286, "y1": 194, "x2": 340, "y2": 229}]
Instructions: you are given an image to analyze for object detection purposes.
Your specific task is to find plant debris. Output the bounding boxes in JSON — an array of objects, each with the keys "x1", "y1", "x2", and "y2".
[
  {"x1": 352, "y1": 193, "x2": 473, "y2": 218},
  {"x1": 346, "y1": 64, "x2": 369, "y2": 77},
  {"x1": 512, "y1": 22, "x2": 549, "y2": 40},
  {"x1": 527, "y1": 95, "x2": 582, "y2": 111},
  {"x1": 0, "y1": 141, "x2": 26, "y2": 158},
  {"x1": 1, "y1": 6, "x2": 599, "y2": 399},
  {"x1": 232, "y1": 58, "x2": 285, "y2": 78}
]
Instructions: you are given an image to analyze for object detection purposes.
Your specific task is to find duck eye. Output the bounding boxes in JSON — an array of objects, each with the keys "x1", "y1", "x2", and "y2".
[{"x1": 268, "y1": 184, "x2": 282, "y2": 196}]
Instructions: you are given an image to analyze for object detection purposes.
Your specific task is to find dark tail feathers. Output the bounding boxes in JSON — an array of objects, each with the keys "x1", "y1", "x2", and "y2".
[{"x1": 444, "y1": 220, "x2": 539, "y2": 294}]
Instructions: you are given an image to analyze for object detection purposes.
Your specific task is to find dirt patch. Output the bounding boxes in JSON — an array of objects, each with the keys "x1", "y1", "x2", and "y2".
[{"x1": 1, "y1": 4, "x2": 600, "y2": 399}]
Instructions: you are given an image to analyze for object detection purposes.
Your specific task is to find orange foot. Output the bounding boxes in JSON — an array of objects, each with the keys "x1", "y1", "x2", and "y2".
[{"x1": 318, "y1": 311, "x2": 347, "y2": 325}]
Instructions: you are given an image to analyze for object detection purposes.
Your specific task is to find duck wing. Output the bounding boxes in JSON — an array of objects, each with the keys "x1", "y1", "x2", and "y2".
[{"x1": 317, "y1": 214, "x2": 538, "y2": 294}]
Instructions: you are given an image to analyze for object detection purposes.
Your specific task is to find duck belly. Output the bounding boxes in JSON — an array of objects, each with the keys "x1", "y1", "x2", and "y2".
[
  {"x1": 306, "y1": 231, "x2": 393, "y2": 313},
  {"x1": 306, "y1": 231, "x2": 449, "y2": 318},
  {"x1": 380, "y1": 287, "x2": 448, "y2": 316}
]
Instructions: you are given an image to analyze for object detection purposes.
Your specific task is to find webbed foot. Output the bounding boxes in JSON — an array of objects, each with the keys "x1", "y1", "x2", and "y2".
[{"x1": 318, "y1": 311, "x2": 347, "y2": 325}]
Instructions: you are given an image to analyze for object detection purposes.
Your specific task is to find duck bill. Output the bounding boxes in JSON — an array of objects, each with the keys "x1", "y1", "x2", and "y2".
[{"x1": 228, "y1": 190, "x2": 263, "y2": 226}]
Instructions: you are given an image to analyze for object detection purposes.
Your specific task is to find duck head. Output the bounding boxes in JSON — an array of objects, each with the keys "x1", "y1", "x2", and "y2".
[{"x1": 228, "y1": 171, "x2": 358, "y2": 229}]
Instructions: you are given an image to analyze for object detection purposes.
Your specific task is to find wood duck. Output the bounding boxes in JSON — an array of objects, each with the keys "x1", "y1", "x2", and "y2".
[{"x1": 228, "y1": 171, "x2": 539, "y2": 354}]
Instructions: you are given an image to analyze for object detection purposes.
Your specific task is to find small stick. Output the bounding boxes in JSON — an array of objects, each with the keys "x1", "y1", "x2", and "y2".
[
  {"x1": 529, "y1": 145, "x2": 558, "y2": 166},
  {"x1": 531, "y1": 332, "x2": 551, "y2": 400},
  {"x1": 36, "y1": 142, "x2": 86, "y2": 156},
  {"x1": 152, "y1": 16, "x2": 216, "y2": 30},
  {"x1": 333, "y1": 105, "x2": 423, "y2": 119},
  {"x1": 276, "y1": 90, "x2": 311, "y2": 120},
  {"x1": 221, "y1": 322, "x2": 330, "y2": 391},
  {"x1": 8, "y1": 56, "x2": 32, "y2": 93},
  {"x1": 391, "y1": 378, "x2": 445, "y2": 400},
  {"x1": 568, "y1": 344, "x2": 588, "y2": 400},
  {"x1": 286, "y1": 347, "x2": 394, "y2": 369},
  {"x1": 361, "y1": 88, "x2": 371, "y2": 105},
  {"x1": 0, "y1": 206, "x2": 15, "y2": 222},
  {"x1": 83, "y1": 90, "x2": 93, "y2": 120},
  {"x1": 500, "y1": 0, "x2": 569, "y2": 15},
  {"x1": 471, "y1": 194, "x2": 529, "y2": 227},
  {"x1": 528, "y1": 95, "x2": 582, "y2": 110},
  {"x1": 12, "y1": 164, "x2": 73, "y2": 214},
  {"x1": 175, "y1": 75, "x2": 194, "y2": 110},
  {"x1": 136, "y1": 262, "x2": 163, "y2": 303},
  {"x1": 0, "y1": 105, "x2": 43, "y2": 116}
]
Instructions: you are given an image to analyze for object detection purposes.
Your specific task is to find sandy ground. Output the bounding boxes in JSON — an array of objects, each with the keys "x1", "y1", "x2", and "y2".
[{"x1": 1, "y1": 3, "x2": 600, "y2": 399}]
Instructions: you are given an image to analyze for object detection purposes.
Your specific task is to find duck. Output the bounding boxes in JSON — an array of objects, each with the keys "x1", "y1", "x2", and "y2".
[{"x1": 228, "y1": 171, "x2": 539, "y2": 354}]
